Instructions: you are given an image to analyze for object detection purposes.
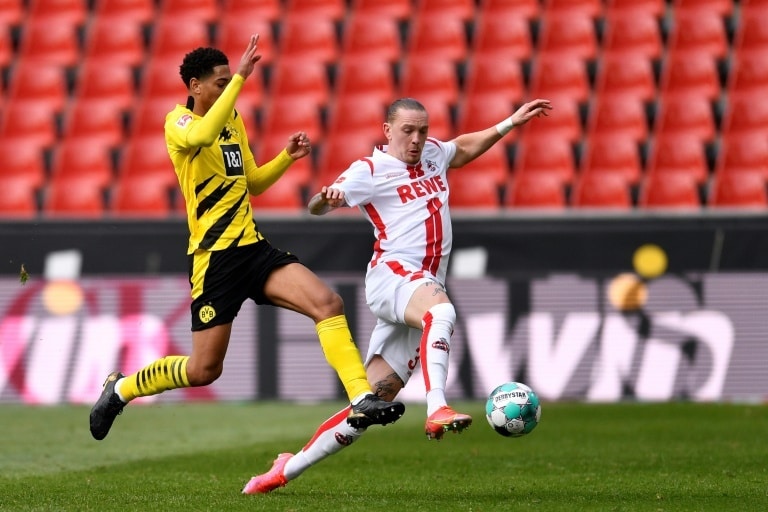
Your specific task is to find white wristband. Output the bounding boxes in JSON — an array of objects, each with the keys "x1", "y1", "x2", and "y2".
[{"x1": 495, "y1": 117, "x2": 515, "y2": 136}]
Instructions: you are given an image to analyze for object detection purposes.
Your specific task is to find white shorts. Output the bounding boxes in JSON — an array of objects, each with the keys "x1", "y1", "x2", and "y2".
[
  {"x1": 363, "y1": 262, "x2": 444, "y2": 383},
  {"x1": 365, "y1": 318, "x2": 423, "y2": 385}
]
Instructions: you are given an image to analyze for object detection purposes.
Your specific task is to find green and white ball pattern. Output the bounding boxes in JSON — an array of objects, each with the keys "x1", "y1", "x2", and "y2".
[{"x1": 485, "y1": 381, "x2": 541, "y2": 437}]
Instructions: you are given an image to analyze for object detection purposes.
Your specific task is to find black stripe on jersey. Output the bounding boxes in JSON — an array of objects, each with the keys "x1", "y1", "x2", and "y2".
[
  {"x1": 195, "y1": 176, "x2": 215, "y2": 196},
  {"x1": 190, "y1": 147, "x2": 202, "y2": 163},
  {"x1": 199, "y1": 188, "x2": 248, "y2": 250},
  {"x1": 196, "y1": 179, "x2": 236, "y2": 219}
]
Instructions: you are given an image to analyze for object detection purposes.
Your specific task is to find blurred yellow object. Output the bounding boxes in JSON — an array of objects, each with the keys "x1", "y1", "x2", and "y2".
[{"x1": 633, "y1": 243, "x2": 667, "y2": 279}]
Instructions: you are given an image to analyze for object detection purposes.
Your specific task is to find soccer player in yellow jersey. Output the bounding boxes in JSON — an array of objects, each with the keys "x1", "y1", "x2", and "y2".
[{"x1": 90, "y1": 35, "x2": 404, "y2": 447}]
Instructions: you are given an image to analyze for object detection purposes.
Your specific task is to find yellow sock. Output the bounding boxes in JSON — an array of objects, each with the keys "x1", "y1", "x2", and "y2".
[
  {"x1": 316, "y1": 315, "x2": 371, "y2": 402},
  {"x1": 117, "y1": 355, "x2": 190, "y2": 402}
]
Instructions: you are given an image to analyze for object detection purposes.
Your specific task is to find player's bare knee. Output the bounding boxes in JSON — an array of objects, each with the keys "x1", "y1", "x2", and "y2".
[
  {"x1": 316, "y1": 290, "x2": 345, "y2": 320},
  {"x1": 186, "y1": 362, "x2": 223, "y2": 386}
]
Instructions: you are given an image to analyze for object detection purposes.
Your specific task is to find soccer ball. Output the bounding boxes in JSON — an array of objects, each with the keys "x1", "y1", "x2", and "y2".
[{"x1": 485, "y1": 381, "x2": 541, "y2": 437}]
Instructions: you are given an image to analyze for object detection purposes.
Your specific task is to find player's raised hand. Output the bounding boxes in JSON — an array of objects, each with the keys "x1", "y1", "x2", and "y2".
[
  {"x1": 236, "y1": 34, "x2": 262, "y2": 80},
  {"x1": 510, "y1": 98, "x2": 553, "y2": 126},
  {"x1": 285, "y1": 131, "x2": 312, "y2": 160}
]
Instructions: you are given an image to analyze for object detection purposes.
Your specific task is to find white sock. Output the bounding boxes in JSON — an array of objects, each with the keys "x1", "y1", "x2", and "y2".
[
  {"x1": 420, "y1": 303, "x2": 456, "y2": 416},
  {"x1": 426, "y1": 388, "x2": 447, "y2": 417},
  {"x1": 283, "y1": 406, "x2": 364, "y2": 480},
  {"x1": 113, "y1": 378, "x2": 128, "y2": 403},
  {"x1": 350, "y1": 392, "x2": 371, "y2": 406}
]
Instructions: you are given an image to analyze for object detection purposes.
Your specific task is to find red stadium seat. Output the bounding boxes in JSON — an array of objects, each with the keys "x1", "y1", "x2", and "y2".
[
  {"x1": 314, "y1": 132, "x2": 377, "y2": 189},
  {"x1": 463, "y1": 56, "x2": 525, "y2": 105},
  {"x1": 138, "y1": 57, "x2": 188, "y2": 104},
  {"x1": 720, "y1": 92, "x2": 768, "y2": 138},
  {"x1": 733, "y1": 6, "x2": 768, "y2": 57},
  {"x1": 158, "y1": 0, "x2": 218, "y2": 23},
  {"x1": 456, "y1": 144, "x2": 510, "y2": 186},
  {"x1": 256, "y1": 135, "x2": 313, "y2": 191},
  {"x1": 7, "y1": 61, "x2": 68, "y2": 113},
  {"x1": 221, "y1": 0, "x2": 281, "y2": 22},
  {"x1": 709, "y1": 172, "x2": 768, "y2": 208},
  {"x1": 580, "y1": 134, "x2": 642, "y2": 185},
  {"x1": 407, "y1": 13, "x2": 469, "y2": 63},
  {"x1": 350, "y1": 0, "x2": 411, "y2": 20},
  {"x1": 128, "y1": 97, "x2": 170, "y2": 139},
  {"x1": 148, "y1": 16, "x2": 210, "y2": 61},
  {"x1": 667, "y1": 9, "x2": 728, "y2": 59},
  {"x1": 118, "y1": 135, "x2": 176, "y2": 187},
  {"x1": 447, "y1": 171, "x2": 501, "y2": 210},
  {"x1": 726, "y1": 52, "x2": 768, "y2": 98},
  {"x1": 587, "y1": 95, "x2": 648, "y2": 143},
  {"x1": 45, "y1": 174, "x2": 106, "y2": 218},
  {"x1": 269, "y1": 58, "x2": 330, "y2": 108},
  {"x1": 653, "y1": 95, "x2": 716, "y2": 144},
  {"x1": 659, "y1": 51, "x2": 721, "y2": 102},
  {"x1": 479, "y1": 0, "x2": 539, "y2": 19},
  {"x1": 504, "y1": 172, "x2": 567, "y2": 209},
  {"x1": 333, "y1": 57, "x2": 396, "y2": 106},
  {"x1": 93, "y1": 0, "x2": 155, "y2": 23},
  {"x1": 604, "y1": 0, "x2": 664, "y2": 17},
  {"x1": 517, "y1": 94, "x2": 581, "y2": 144},
  {"x1": 528, "y1": 53, "x2": 590, "y2": 104},
  {"x1": 51, "y1": 138, "x2": 114, "y2": 188},
  {"x1": 647, "y1": 134, "x2": 709, "y2": 185},
  {"x1": 416, "y1": 0, "x2": 476, "y2": 21},
  {"x1": 261, "y1": 97, "x2": 324, "y2": 145},
  {"x1": 73, "y1": 61, "x2": 135, "y2": 111},
  {"x1": 638, "y1": 173, "x2": 701, "y2": 210},
  {"x1": 0, "y1": 101, "x2": 58, "y2": 152},
  {"x1": 326, "y1": 95, "x2": 387, "y2": 142},
  {"x1": 249, "y1": 175, "x2": 305, "y2": 212},
  {"x1": 537, "y1": 12, "x2": 598, "y2": 61},
  {"x1": 217, "y1": 16, "x2": 276, "y2": 66},
  {"x1": 341, "y1": 15, "x2": 401, "y2": 64},
  {"x1": 0, "y1": 140, "x2": 46, "y2": 190},
  {"x1": 28, "y1": 0, "x2": 87, "y2": 26},
  {"x1": 571, "y1": 172, "x2": 632, "y2": 209},
  {"x1": 594, "y1": 53, "x2": 656, "y2": 103},
  {"x1": 715, "y1": 134, "x2": 768, "y2": 180},
  {"x1": 0, "y1": 24, "x2": 11, "y2": 69},
  {"x1": 286, "y1": 0, "x2": 346, "y2": 21},
  {"x1": 0, "y1": 174, "x2": 38, "y2": 218},
  {"x1": 400, "y1": 57, "x2": 461, "y2": 107},
  {"x1": 456, "y1": 94, "x2": 516, "y2": 139},
  {"x1": 112, "y1": 174, "x2": 172, "y2": 217},
  {"x1": 472, "y1": 12, "x2": 533, "y2": 61},
  {"x1": 278, "y1": 14, "x2": 339, "y2": 65},
  {"x1": 17, "y1": 16, "x2": 80, "y2": 67},
  {"x1": 672, "y1": 0, "x2": 733, "y2": 17},
  {"x1": 83, "y1": 16, "x2": 145, "y2": 67},
  {"x1": 602, "y1": 10, "x2": 663, "y2": 59},
  {"x1": 0, "y1": 0, "x2": 23, "y2": 27},
  {"x1": 514, "y1": 134, "x2": 575, "y2": 185},
  {"x1": 542, "y1": 0, "x2": 602, "y2": 17}
]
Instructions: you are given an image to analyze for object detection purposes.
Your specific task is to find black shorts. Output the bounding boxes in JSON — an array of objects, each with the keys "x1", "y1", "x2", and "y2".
[{"x1": 188, "y1": 240, "x2": 300, "y2": 331}]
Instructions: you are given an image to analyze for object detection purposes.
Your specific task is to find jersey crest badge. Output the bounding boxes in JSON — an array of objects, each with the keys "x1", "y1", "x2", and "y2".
[{"x1": 176, "y1": 114, "x2": 193, "y2": 128}]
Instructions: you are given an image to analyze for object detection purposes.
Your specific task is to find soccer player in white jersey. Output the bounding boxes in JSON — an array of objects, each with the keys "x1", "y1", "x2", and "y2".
[{"x1": 243, "y1": 97, "x2": 552, "y2": 494}]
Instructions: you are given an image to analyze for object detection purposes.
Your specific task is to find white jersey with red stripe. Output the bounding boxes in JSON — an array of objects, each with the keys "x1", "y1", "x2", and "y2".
[{"x1": 332, "y1": 138, "x2": 457, "y2": 284}]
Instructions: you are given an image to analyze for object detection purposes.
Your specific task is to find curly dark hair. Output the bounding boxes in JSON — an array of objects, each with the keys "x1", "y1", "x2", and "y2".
[{"x1": 179, "y1": 47, "x2": 229, "y2": 87}]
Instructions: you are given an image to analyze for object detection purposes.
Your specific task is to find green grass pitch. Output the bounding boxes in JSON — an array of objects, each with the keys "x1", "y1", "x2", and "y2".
[{"x1": 1, "y1": 401, "x2": 766, "y2": 511}]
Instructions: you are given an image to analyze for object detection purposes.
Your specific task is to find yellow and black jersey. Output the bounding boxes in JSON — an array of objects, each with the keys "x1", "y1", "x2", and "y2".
[{"x1": 165, "y1": 74, "x2": 294, "y2": 254}]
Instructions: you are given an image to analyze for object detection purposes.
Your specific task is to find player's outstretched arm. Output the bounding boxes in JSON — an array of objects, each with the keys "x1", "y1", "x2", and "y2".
[
  {"x1": 449, "y1": 98, "x2": 552, "y2": 168},
  {"x1": 308, "y1": 187, "x2": 346, "y2": 216}
]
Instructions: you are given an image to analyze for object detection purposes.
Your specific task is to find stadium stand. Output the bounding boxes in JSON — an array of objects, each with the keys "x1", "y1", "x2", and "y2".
[{"x1": 0, "y1": 0, "x2": 765, "y2": 217}]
